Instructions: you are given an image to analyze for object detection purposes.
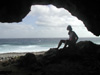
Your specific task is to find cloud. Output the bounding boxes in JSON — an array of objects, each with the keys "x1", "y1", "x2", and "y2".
[
  {"x1": 28, "y1": 5, "x2": 95, "y2": 37},
  {"x1": 29, "y1": 5, "x2": 71, "y2": 17},
  {"x1": 0, "y1": 23, "x2": 34, "y2": 38},
  {"x1": 0, "y1": 23, "x2": 34, "y2": 31},
  {"x1": 35, "y1": 16, "x2": 67, "y2": 27},
  {"x1": 29, "y1": 5, "x2": 84, "y2": 28},
  {"x1": 0, "y1": 5, "x2": 95, "y2": 38}
]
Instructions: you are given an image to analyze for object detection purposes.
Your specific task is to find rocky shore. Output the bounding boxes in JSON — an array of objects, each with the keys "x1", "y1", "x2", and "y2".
[
  {"x1": 0, "y1": 41, "x2": 100, "y2": 75},
  {"x1": 0, "y1": 52, "x2": 45, "y2": 61}
]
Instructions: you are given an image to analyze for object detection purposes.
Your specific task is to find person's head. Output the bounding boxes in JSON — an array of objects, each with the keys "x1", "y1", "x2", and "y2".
[{"x1": 67, "y1": 25, "x2": 72, "y2": 31}]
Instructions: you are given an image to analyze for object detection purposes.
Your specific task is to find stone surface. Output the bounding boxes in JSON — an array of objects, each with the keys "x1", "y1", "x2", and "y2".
[
  {"x1": 39, "y1": 41, "x2": 100, "y2": 75},
  {"x1": 1, "y1": 41, "x2": 100, "y2": 75}
]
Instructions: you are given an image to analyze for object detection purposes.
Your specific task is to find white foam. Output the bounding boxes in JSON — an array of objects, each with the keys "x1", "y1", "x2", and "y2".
[{"x1": 0, "y1": 44, "x2": 50, "y2": 53}]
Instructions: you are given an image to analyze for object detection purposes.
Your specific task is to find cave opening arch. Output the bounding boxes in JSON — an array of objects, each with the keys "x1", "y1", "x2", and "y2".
[{"x1": 0, "y1": 0, "x2": 100, "y2": 36}]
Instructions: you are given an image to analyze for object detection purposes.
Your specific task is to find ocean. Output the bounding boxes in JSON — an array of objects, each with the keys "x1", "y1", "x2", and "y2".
[{"x1": 0, "y1": 38, "x2": 99, "y2": 53}]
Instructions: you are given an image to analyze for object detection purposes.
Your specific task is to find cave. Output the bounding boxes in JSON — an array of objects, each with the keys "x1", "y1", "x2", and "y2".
[{"x1": 0, "y1": 0, "x2": 100, "y2": 36}]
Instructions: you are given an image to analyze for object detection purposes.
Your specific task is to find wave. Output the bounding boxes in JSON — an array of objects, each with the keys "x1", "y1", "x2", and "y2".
[{"x1": 0, "y1": 44, "x2": 52, "y2": 53}]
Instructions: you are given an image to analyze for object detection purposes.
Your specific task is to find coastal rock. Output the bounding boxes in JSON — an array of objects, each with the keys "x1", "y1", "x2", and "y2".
[
  {"x1": 42, "y1": 48, "x2": 58, "y2": 64},
  {"x1": 3, "y1": 41, "x2": 100, "y2": 75},
  {"x1": 0, "y1": 71, "x2": 12, "y2": 75},
  {"x1": 39, "y1": 41, "x2": 100, "y2": 75},
  {"x1": 43, "y1": 41, "x2": 100, "y2": 61},
  {"x1": 17, "y1": 53, "x2": 38, "y2": 70}
]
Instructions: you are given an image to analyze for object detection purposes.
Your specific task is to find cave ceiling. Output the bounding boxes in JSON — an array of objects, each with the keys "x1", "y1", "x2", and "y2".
[{"x1": 0, "y1": 0, "x2": 100, "y2": 36}]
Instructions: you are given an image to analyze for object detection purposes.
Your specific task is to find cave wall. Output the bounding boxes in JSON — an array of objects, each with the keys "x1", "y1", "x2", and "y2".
[
  {"x1": 0, "y1": 0, "x2": 100, "y2": 36},
  {"x1": 0, "y1": 0, "x2": 33, "y2": 22}
]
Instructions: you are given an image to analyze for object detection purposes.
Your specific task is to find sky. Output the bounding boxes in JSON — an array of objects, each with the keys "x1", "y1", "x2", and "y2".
[{"x1": 0, "y1": 5, "x2": 96, "y2": 38}]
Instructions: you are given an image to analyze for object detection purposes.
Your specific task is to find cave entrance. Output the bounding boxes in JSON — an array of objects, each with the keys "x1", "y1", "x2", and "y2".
[
  {"x1": 0, "y1": 5, "x2": 99, "y2": 53},
  {"x1": 0, "y1": 5, "x2": 96, "y2": 38},
  {"x1": 25, "y1": 4, "x2": 95, "y2": 38},
  {"x1": 0, "y1": 4, "x2": 96, "y2": 39}
]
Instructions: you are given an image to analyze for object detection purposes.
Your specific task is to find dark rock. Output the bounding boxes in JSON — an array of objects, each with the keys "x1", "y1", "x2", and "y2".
[
  {"x1": 4, "y1": 41, "x2": 100, "y2": 75},
  {"x1": 17, "y1": 53, "x2": 38, "y2": 70},
  {"x1": 37, "y1": 41, "x2": 100, "y2": 75},
  {"x1": 0, "y1": 0, "x2": 33, "y2": 22},
  {"x1": 76, "y1": 41, "x2": 100, "y2": 58},
  {"x1": 0, "y1": 70, "x2": 12, "y2": 74},
  {"x1": 42, "y1": 49, "x2": 58, "y2": 64}
]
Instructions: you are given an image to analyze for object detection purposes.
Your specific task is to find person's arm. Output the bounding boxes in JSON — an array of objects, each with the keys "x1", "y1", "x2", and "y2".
[{"x1": 74, "y1": 32, "x2": 78, "y2": 42}]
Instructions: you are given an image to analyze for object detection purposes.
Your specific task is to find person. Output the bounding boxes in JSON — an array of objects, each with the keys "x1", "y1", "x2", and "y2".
[{"x1": 57, "y1": 25, "x2": 78, "y2": 49}]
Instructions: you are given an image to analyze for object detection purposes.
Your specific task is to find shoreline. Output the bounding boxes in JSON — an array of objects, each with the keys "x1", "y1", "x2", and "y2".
[{"x1": 0, "y1": 51, "x2": 45, "y2": 61}]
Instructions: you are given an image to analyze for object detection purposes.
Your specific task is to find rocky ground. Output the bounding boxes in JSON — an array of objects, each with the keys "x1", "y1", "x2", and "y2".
[{"x1": 0, "y1": 41, "x2": 100, "y2": 75}]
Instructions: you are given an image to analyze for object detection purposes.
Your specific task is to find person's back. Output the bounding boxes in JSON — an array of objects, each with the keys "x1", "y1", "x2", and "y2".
[{"x1": 69, "y1": 31, "x2": 78, "y2": 44}]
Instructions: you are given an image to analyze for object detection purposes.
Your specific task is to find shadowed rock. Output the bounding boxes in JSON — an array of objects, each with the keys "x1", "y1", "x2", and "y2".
[
  {"x1": 17, "y1": 53, "x2": 39, "y2": 70},
  {"x1": 39, "y1": 41, "x2": 100, "y2": 75},
  {"x1": 10, "y1": 41, "x2": 100, "y2": 75}
]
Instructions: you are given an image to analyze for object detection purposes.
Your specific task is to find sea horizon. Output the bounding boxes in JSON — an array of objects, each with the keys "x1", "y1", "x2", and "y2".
[
  {"x1": 0, "y1": 37, "x2": 99, "y2": 54},
  {"x1": 0, "y1": 37, "x2": 99, "y2": 39}
]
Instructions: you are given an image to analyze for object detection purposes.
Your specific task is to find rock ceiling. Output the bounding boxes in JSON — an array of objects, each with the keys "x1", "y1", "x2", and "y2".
[{"x1": 0, "y1": 0, "x2": 100, "y2": 36}]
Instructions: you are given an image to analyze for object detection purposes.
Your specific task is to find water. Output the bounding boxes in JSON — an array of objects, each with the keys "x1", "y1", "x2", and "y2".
[{"x1": 0, "y1": 38, "x2": 99, "y2": 53}]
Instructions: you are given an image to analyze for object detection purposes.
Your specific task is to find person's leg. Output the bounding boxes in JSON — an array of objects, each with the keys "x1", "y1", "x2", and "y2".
[
  {"x1": 64, "y1": 40, "x2": 76, "y2": 48},
  {"x1": 57, "y1": 40, "x2": 66, "y2": 49},
  {"x1": 63, "y1": 40, "x2": 69, "y2": 48}
]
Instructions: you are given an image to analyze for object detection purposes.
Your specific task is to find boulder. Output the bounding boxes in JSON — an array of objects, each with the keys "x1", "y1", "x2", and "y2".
[
  {"x1": 40, "y1": 41, "x2": 100, "y2": 75},
  {"x1": 17, "y1": 53, "x2": 38, "y2": 70}
]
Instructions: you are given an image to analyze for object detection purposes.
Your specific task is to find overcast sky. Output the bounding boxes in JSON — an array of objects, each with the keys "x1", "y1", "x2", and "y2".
[{"x1": 0, "y1": 5, "x2": 96, "y2": 38}]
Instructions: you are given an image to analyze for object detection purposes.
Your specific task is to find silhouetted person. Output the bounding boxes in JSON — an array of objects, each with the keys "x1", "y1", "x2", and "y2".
[{"x1": 57, "y1": 25, "x2": 78, "y2": 49}]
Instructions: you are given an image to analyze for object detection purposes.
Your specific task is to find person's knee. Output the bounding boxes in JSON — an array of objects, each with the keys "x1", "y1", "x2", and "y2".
[
  {"x1": 60, "y1": 40, "x2": 65, "y2": 43},
  {"x1": 59, "y1": 40, "x2": 62, "y2": 43},
  {"x1": 60, "y1": 40, "x2": 63, "y2": 42}
]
